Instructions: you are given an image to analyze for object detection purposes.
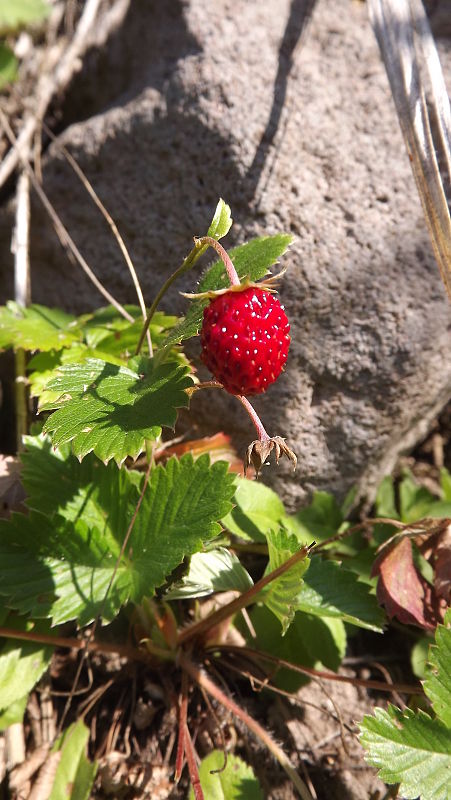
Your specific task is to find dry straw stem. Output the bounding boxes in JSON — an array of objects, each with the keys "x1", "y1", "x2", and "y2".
[
  {"x1": 12, "y1": 170, "x2": 31, "y2": 452},
  {"x1": 0, "y1": 109, "x2": 134, "y2": 323},
  {"x1": 0, "y1": 0, "x2": 112, "y2": 189},
  {"x1": 41, "y1": 122, "x2": 153, "y2": 355},
  {"x1": 368, "y1": 0, "x2": 451, "y2": 299}
]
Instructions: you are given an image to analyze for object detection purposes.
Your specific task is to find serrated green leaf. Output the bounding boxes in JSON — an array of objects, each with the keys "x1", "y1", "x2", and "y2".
[
  {"x1": 262, "y1": 529, "x2": 310, "y2": 634},
  {"x1": 296, "y1": 557, "x2": 385, "y2": 631},
  {"x1": 206, "y1": 198, "x2": 233, "y2": 241},
  {"x1": 49, "y1": 720, "x2": 97, "y2": 800},
  {"x1": 0, "y1": 42, "x2": 17, "y2": 89},
  {"x1": 360, "y1": 705, "x2": 451, "y2": 800},
  {"x1": 0, "y1": 451, "x2": 236, "y2": 624},
  {"x1": 424, "y1": 620, "x2": 451, "y2": 728},
  {"x1": 238, "y1": 605, "x2": 346, "y2": 692},
  {"x1": 0, "y1": 695, "x2": 28, "y2": 731},
  {"x1": 42, "y1": 357, "x2": 193, "y2": 464},
  {"x1": 164, "y1": 548, "x2": 253, "y2": 600},
  {"x1": 222, "y1": 477, "x2": 287, "y2": 542},
  {"x1": 0, "y1": 302, "x2": 81, "y2": 351},
  {"x1": 162, "y1": 234, "x2": 293, "y2": 349},
  {"x1": 0, "y1": 0, "x2": 50, "y2": 33},
  {"x1": 189, "y1": 751, "x2": 263, "y2": 800},
  {"x1": 0, "y1": 617, "x2": 53, "y2": 711}
]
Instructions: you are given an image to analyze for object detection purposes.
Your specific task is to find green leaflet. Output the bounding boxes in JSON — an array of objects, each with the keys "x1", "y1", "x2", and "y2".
[
  {"x1": 42, "y1": 356, "x2": 193, "y2": 464},
  {"x1": 0, "y1": 445, "x2": 236, "y2": 625},
  {"x1": 161, "y1": 233, "x2": 293, "y2": 349},
  {"x1": 190, "y1": 751, "x2": 263, "y2": 800}
]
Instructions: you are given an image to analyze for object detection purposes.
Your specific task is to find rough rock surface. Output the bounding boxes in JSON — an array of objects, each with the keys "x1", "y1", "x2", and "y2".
[{"x1": 1, "y1": 0, "x2": 451, "y2": 509}]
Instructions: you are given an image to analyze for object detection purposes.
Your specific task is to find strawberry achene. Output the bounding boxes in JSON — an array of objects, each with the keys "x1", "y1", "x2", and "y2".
[{"x1": 200, "y1": 287, "x2": 290, "y2": 395}]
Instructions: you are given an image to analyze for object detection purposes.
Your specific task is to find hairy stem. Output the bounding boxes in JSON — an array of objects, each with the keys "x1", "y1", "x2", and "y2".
[
  {"x1": 237, "y1": 394, "x2": 271, "y2": 441},
  {"x1": 178, "y1": 545, "x2": 310, "y2": 646},
  {"x1": 135, "y1": 238, "x2": 207, "y2": 355},
  {"x1": 195, "y1": 236, "x2": 240, "y2": 285}
]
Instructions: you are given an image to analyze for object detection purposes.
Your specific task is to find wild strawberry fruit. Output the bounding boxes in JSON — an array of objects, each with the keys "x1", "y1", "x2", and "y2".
[{"x1": 200, "y1": 286, "x2": 290, "y2": 396}]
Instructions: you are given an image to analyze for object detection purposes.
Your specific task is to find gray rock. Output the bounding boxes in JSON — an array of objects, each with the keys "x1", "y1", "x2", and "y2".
[{"x1": 1, "y1": 0, "x2": 451, "y2": 509}]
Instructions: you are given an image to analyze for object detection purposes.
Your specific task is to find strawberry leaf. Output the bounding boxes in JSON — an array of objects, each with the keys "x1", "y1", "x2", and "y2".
[
  {"x1": 162, "y1": 234, "x2": 293, "y2": 349},
  {"x1": 190, "y1": 751, "x2": 263, "y2": 800},
  {"x1": 42, "y1": 357, "x2": 193, "y2": 464},
  {"x1": 0, "y1": 302, "x2": 81, "y2": 351},
  {"x1": 0, "y1": 617, "x2": 53, "y2": 712},
  {"x1": 261, "y1": 529, "x2": 310, "y2": 634},
  {"x1": 0, "y1": 451, "x2": 236, "y2": 625},
  {"x1": 297, "y1": 557, "x2": 385, "y2": 632},
  {"x1": 360, "y1": 705, "x2": 451, "y2": 800},
  {"x1": 423, "y1": 616, "x2": 451, "y2": 728},
  {"x1": 222, "y1": 477, "x2": 287, "y2": 542},
  {"x1": 164, "y1": 548, "x2": 253, "y2": 600},
  {"x1": 206, "y1": 198, "x2": 233, "y2": 241},
  {"x1": 49, "y1": 720, "x2": 97, "y2": 800}
]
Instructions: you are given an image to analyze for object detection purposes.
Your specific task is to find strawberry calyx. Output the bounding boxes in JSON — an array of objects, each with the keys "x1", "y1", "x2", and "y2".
[{"x1": 181, "y1": 270, "x2": 286, "y2": 301}]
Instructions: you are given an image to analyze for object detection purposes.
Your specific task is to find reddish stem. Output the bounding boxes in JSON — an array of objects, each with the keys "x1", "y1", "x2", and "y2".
[
  {"x1": 179, "y1": 652, "x2": 313, "y2": 800},
  {"x1": 183, "y1": 722, "x2": 204, "y2": 800},
  {"x1": 195, "y1": 236, "x2": 241, "y2": 286},
  {"x1": 178, "y1": 544, "x2": 310, "y2": 646},
  {"x1": 237, "y1": 395, "x2": 271, "y2": 441},
  {"x1": 175, "y1": 669, "x2": 189, "y2": 782}
]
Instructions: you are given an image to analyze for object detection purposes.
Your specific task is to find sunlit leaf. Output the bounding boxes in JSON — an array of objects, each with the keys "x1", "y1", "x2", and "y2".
[
  {"x1": 49, "y1": 720, "x2": 97, "y2": 800},
  {"x1": 206, "y1": 198, "x2": 233, "y2": 241},
  {"x1": 360, "y1": 705, "x2": 451, "y2": 800},
  {"x1": 423, "y1": 617, "x2": 451, "y2": 728},
  {"x1": 0, "y1": 617, "x2": 53, "y2": 711},
  {"x1": 164, "y1": 548, "x2": 253, "y2": 600},
  {"x1": 261, "y1": 529, "x2": 310, "y2": 634},
  {"x1": 0, "y1": 302, "x2": 80, "y2": 351},
  {"x1": 42, "y1": 357, "x2": 193, "y2": 464},
  {"x1": 0, "y1": 0, "x2": 50, "y2": 33},
  {"x1": 222, "y1": 477, "x2": 287, "y2": 542},
  {"x1": 297, "y1": 557, "x2": 385, "y2": 631}
]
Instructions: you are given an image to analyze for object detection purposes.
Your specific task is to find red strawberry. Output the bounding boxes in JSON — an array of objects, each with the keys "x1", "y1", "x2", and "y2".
[{"x1": 200, "y1": 286, "x2": 290, "y2": 395}]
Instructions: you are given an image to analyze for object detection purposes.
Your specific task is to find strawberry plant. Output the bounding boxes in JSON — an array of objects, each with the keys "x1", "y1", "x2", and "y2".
[{"x1": 0, "y1": 198, "x2": 449, "y2": 799}]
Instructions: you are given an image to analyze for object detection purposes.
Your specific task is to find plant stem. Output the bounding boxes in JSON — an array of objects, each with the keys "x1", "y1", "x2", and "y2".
[
  {"x1": 237, "y1": 395, "x2": 271, "y2": 441},
  {"x1": 179, "y1": 652, "x2": 314, "y2": 800},
  {"x1": 195, "y1": 236, "x2": 240, "y2": 285},
  {"x1": 13, "y1": 169, "x2": 31, "y2": 452},
  {"x1": 135, "y1": 234, "x2": 240, "y2": 356},
  {"x1": 41, "y1": 121, "x2": 153, "y2": 356},
  {"x1": 177, "y1": 545, "x2": 310, "y2": 647},
  {"x1": 135, "y1": 238, "x2": 207, "y2": 355},
  {"x1": 210, "y1": 644, "x2": 423, "y2": 696}
]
